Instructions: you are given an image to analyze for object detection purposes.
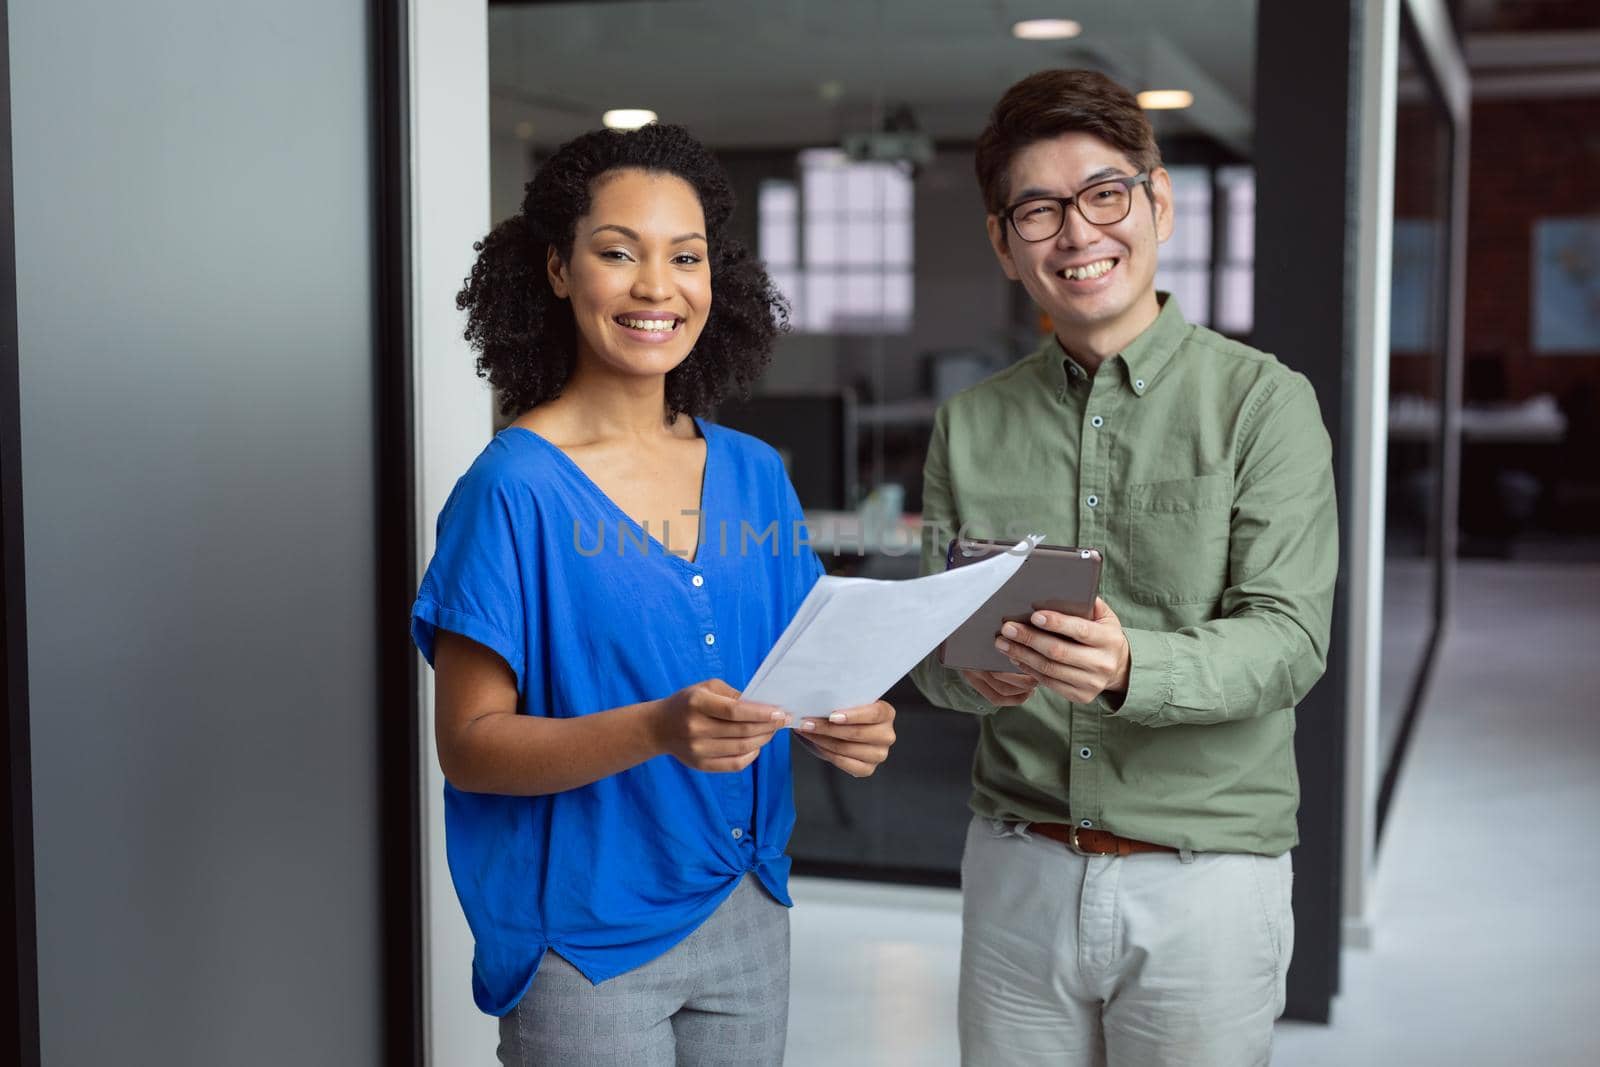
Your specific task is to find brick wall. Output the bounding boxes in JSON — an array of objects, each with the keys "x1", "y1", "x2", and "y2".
[
  {"x1": 1464, "y1": 96, "x2": 1600, "y2": 401},
  {"x1": 1389, "y1": 95, "x2": 1600, "y2": 403}
]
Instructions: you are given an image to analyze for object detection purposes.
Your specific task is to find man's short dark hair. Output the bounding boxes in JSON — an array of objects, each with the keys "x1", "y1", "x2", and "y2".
[{"x1": 974, "y1": 69, "x2": 1163, "y2": 218}]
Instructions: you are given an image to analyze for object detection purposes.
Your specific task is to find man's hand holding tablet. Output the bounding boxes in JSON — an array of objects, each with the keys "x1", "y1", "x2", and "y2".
[
  {"x1": 993, "y1": 596, "x2": 1132, "y2": 705},
  {"x1": 940, "y1": 538, "x2": 1129, "y2": 706}
]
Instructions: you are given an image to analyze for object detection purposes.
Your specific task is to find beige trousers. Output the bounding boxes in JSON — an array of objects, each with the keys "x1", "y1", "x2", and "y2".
[{"x1": 958, "y1": 816, "x2": 1293, "y2": 1067}]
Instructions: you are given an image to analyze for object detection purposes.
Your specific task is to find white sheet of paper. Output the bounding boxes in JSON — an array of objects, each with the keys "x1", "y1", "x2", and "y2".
[{"x1": 742, "y1": 536, "x2": 1039, "y2": 723}]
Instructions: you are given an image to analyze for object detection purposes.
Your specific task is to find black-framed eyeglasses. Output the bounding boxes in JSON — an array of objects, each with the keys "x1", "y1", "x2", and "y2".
[{"x1": 1003, "y1": 173, "x2": 1152, "y2": 242}]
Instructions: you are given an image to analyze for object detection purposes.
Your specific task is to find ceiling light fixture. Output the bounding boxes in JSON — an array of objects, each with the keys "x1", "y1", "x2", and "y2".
[
  {"x1": 1011, "y1": 19, "x2": 1082, "y2": 41},
  {"x1": 602, "y1": 109, "x2": 657, "y2": 130},
  {"x1": 1137, "y1": 90, "x2": 1194, "y2": 110}
]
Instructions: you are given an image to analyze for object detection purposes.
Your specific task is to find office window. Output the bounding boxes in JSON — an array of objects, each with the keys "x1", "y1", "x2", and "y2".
[
  {"x1": 758, "y1": 179, "x2": 801, "y2": 326},
  {"x1": 758, "y1": 149, "x2": 913, "y2": 333},
  {"x1": 1155, "y1": 165, "x2": 1213, "y2": 325},
  {"x1": 1215, "y1": 165, "x2": 1256, "y2": 335}
]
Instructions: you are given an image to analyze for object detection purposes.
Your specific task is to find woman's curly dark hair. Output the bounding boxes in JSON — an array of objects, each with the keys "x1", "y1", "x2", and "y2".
[{"x1": 457, "y1": 123, "x2": 788, "y2": 420}]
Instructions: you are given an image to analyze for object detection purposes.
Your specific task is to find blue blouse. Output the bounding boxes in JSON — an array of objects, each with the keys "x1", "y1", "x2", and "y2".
[{"x1": 410, "y1": 418, "x2": 823, "y2": 1016}]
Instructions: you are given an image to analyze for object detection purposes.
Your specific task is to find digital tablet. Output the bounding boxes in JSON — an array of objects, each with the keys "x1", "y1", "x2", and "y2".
[{"x1": 936, "y1": 538, "x2": 1104, "y2": 673}]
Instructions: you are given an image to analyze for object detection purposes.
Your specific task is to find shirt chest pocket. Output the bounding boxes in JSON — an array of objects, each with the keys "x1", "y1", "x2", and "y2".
[{"x1": 1124, "y1": 474, "x2": 1233, "y2": 605}]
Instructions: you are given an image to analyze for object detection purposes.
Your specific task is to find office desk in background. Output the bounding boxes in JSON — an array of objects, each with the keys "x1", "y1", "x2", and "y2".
[
  {"x1": 1387, "y1": 393, "x2": 1568, "y2": 443},
  {"x1": 803, "y1": 509, "x2": 925, "y2": 561},
  {"x1": 791, "y1": 509, "x2": 975, "y2": 885}
]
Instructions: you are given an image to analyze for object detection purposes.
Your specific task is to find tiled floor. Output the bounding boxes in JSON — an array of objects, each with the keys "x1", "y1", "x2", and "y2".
[{"x1": 786, "y1": 562, "x2": 1600, "y2": 1066}]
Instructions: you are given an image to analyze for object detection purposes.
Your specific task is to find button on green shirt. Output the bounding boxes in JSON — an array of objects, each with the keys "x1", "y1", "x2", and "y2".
[{"x1": 911, "y1": 294, "x2": 1337, "y2": 855}]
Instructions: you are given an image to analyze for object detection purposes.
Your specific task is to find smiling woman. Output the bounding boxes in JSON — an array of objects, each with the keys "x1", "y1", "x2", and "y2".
[
  {"x1": 545, "y1": 170, "x2": 713, "y2": 383},
  {"x1": 415, "y1": 123, "x2": 900, "y2": 1065},
  {"x1": 457, "y1": 123, "x2": 787, "y2": 420}
]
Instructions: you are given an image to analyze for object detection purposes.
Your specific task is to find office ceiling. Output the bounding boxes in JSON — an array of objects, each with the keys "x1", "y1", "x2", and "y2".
[{"x1": 488, "y1": 0, "x2": 1259, "y2": 154}]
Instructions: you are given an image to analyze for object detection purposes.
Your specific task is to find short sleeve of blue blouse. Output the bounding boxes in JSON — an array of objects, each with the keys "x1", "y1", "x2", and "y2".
[{"x1": 411, "y1": 418, "x2": 823, "y2": 1016}]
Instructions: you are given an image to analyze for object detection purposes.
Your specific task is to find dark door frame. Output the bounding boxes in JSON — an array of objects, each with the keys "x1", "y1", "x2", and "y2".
[
  {"x1": 1253, "y1": 0, "x2": 1358, "y2": 1024},
  {"x1": 371, "y1": 0, "x2": 423, "y2": 1062},
  {"x1": 1, "y1": 0, "x2": 42, "y2": 1062},
  {"x1": 0, "y1": 0, "x2": 42, "y2": 1059}
]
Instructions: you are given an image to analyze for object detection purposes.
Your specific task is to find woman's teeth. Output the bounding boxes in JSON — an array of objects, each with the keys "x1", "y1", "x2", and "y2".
[
  {"x1": 617, "y1": 317, "x2": 678, "y2": 332},
  {"x1": 1063, "y1": 259, "x2": 1116, "y2": 281}
]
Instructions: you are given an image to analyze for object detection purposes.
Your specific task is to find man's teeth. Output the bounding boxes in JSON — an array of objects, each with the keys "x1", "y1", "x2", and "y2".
[
  {"x1": 618, "y1": 317, "x2": 678, "y2": 332},
  {"x1": 1063, "y1": 260, "x2": 1116, "y2": 281}
]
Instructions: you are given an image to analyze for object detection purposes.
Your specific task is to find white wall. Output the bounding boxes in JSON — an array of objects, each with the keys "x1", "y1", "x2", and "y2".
[
  {"x1": 409, "y1": 0, "x2": 499, "y2": 1062},
  {"x1": 1344, "y1": 0, "x2": 1400, "y2": 949},
  {"x1": 1344, "y1": 0, "x2": 1470, "y2": 951}
]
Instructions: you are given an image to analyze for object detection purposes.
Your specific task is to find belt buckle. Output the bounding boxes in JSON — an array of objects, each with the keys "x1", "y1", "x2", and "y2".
[{"x1": 1067, "y1": 824, "x2": 1093, "y2": 856}]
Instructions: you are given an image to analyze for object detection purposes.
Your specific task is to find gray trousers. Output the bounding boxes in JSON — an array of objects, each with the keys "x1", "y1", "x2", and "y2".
[
  {"x1": 497, "y1": 875, "x2": 790, "y2": 1066},
  {"x1": 959, "y1": 816, "x2": 1293, "y2": 1066}
]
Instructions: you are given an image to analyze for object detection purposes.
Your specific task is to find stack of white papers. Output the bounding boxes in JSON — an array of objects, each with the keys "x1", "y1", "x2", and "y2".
[{"x1": 742, "y1": 536, "x2": 1039, "y2": 723}]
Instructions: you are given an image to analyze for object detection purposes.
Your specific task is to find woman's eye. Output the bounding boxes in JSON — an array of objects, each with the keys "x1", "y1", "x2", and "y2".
[
  {"x1": 674, "y1": 253, "x2": 703, "y2": 265},
  {"x1": 599, "y1": 249, "x2": 633, "y2": 261}
]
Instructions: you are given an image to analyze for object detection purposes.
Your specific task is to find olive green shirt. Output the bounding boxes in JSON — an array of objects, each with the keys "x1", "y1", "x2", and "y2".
[{"x1": 911, "y1": 294, "x2": 1337, "y2": 855}]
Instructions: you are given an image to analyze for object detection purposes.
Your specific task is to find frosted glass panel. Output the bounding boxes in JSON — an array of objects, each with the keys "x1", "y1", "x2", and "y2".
[
  {"x1": 806, "y1": 220, "x2": 840, "y2": 266},
  {"x1": 1155, "y1": 267, "x2": 1211, "y2": 325},
  {"x1": 1219, "y1": 266, "x2": 1255, "y2": 334},
  {"x1": 1166, "y1": 166, "x2": 1213, "y2": 262},
  {"x1": 11, "y1": 0, "x2": 384, "y2": 1060}
]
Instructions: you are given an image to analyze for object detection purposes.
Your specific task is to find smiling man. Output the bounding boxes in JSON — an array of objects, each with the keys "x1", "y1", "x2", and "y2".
[{"x1": 911, "y1": 70, "x2": 1338, "y2": 1065}]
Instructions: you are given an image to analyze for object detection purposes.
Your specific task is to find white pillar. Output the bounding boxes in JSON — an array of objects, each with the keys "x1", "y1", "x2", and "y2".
[
  {"x1": 409, "y1": 0, "x2": 496, "y2": 1060},
  {"x1": 1344, "y1": 0, "x2": 1400, "y2": 950}
]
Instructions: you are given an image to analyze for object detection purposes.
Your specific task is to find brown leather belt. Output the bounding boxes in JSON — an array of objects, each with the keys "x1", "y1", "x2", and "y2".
[{"x1": 1028, "y1": 822, "x2": 1178, "y2": 857}]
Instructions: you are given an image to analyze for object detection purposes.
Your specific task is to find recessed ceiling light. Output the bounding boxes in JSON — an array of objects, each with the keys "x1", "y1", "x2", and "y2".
[
  {"x1": 1138, "y1": 90, "x2": 1194, "y2": 110},
  {"x1": 602, "y1": 109, "x2": 658, "y2": 130},
  {"x1": 514, "y1": 121, "x2": 535, "y2": 141},
  {"x1": 1012, "y1": 19, "x2": 1082, "y2": 41}
]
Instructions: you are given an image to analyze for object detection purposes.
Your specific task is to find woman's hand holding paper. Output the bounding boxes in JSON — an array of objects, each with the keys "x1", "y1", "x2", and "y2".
[{"x1": 796, "y1": 700, "x2": 897, "y2": 778}]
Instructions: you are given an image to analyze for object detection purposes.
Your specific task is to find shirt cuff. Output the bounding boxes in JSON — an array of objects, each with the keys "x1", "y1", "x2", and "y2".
[
  {"x1": 914, "y1": 656, "x2": 998, "y2": 715},
  {"x1": 950, "y1": 671, "x2": 1000, "y2": 715},
  {"x1": 1108, "y1": 627, "x2": 1171, "y2": 723}
]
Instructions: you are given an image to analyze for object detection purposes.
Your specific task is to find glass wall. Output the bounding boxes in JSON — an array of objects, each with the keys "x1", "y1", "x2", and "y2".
[
  {"x1": 487, "y1": 0, "x2": 1259, "y2": 882},
  {"x1": 11, "y1": 0, "x2": 390, "y2": 1055},
  {"x1": 1379, "y1": 12, "x2": 1455, "y2": 781}
]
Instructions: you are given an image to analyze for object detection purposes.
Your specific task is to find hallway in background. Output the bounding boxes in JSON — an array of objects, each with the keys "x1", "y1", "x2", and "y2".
[{"x1": 787, "y1": 561, "x2": 1600, "y2": 1067}]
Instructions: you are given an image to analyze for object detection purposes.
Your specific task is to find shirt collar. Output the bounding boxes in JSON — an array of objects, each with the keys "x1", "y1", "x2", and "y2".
[
  {"x1": 1034, "y1": 292, "x2": 1188, "y2": 399},
  {"x1": 1117, "y1": 292, "x2": 1188, "y2": 398}
]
